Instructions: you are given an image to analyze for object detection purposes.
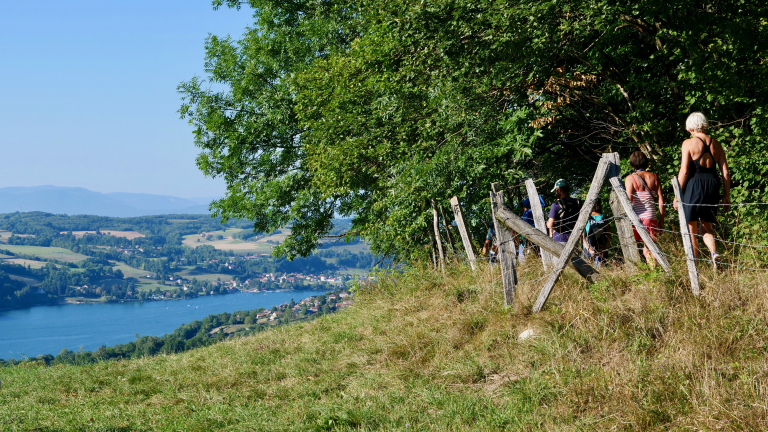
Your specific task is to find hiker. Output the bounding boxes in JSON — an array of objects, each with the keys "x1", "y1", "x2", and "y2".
[
  {"x1": 481, "y1": 226, "x2": 497, "y2": 258},
  {"x1": 519, "y1": 196, "x2": 545, "y2": 260},
  {"x1": 625, "y1": 151, "x2": 665, "y2": 268},
  {"x1": 547, "y1": 179, "x2": 581, "y2": 244},
  {"x1": 673, "y1": 112, "x2": 732, "y2": 267},
  {"x1": 582, "y1": 201, "x2": 610, "y2": 267}
]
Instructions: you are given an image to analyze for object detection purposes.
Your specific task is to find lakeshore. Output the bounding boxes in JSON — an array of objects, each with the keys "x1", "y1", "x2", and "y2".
[{"x1": 0, "y1": 289, "x2": 327, "y2": 360}]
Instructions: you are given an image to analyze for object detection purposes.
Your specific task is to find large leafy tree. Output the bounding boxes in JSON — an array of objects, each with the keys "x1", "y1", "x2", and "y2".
[{"x1": 180, "y1": 0, "x2": 768, "y2": 262}]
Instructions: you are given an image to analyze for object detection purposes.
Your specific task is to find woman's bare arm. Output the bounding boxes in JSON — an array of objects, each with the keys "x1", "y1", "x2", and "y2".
[
  {"x1": 714, "y1": 139, "x2": 731, "y2": 206},
  {"x1": 674, "y1": 142, "x2": 690, "y2": 211},
  {"x1": 677, "y1": 142, "x2": 690, "y2": 190},
  {"x1": 624, "y1": 175, "x2": 635, "y2": 201},
  {"x1": 656, "y1": 174, "x2": 665, "y2": 226}
]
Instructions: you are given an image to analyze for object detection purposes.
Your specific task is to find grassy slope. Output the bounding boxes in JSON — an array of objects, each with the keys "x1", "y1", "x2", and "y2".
[
  {"x1": 3, "y1": 259, "x2": 768, "y2": 431},
  {"x1": 0, "y1": 245, "x2": 89, "y2": 263}
]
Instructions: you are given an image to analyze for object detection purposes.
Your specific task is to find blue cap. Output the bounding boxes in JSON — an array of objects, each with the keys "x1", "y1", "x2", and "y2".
[{"x1": 522, "y1": 195, "x2": 546, "y2": 208}]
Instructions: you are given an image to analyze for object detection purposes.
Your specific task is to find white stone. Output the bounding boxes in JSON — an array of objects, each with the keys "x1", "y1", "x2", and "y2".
[{"x1": 518, "y1": 328, "x2": 537, "y2": 341}]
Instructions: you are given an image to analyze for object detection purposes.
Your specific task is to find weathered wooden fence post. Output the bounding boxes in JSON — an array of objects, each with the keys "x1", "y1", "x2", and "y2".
[
  {"x1": 609, "y1": 177, "x2": 671, "y2": 273},
  {"x1": 427, "y1": 229, "x2": 438, "y2": 269},
  {"x1": 431, "y1": 199, "x2": 445, "y2": 271},
  {"x1": 494, "y1": 207, "x2": 599, "y2": 282},
  {"x1": 604, "y1": 153, "x2": 642, "y2": 268},
  {"x1": 671, "y1": 178, "x2": 701, "y2": 296},
  {"x1": 439, "y1": 203, "x2": 456, "y2": 256},
  {"x1": 524, "y1": 179, "x2": 554, "y2": 267},
  {"x1": 490, "y1": 183, "x2": 517, "y2": 307},
  {"x1": 533, "y1": 157, "x2": 610, "y2": 312},
  {"x1": 450, "y1": 196, "x2": 477, "y2": 270}
]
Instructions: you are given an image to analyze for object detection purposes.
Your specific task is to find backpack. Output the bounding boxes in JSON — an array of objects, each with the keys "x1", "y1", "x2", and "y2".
[
  {"x1": 585, "y1": 214, "x2": 608, "y2": 250},
  {"x1": 555, "y1": 197, "x2": 582, "y2": 234}
]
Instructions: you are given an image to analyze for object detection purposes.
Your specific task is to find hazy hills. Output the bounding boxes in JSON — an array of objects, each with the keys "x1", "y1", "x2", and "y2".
[{"x1": 0, "y1": 186, "x2": 215, "y2": 217}]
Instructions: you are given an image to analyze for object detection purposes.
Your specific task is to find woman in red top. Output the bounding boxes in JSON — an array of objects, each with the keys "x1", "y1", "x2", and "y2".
[{"x1": 625, "y1": 151, "x2": 665, "y2": 268}]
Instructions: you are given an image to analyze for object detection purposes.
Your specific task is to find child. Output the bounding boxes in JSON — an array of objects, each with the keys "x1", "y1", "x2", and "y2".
[{"x1": 583, "y1": 201, "x2": 609, "y2": 267}]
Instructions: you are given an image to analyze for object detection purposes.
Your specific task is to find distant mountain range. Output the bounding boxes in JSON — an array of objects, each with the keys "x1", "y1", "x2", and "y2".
[{"x1": 0, "y1": 186, "x2": 218, "y2": 217}]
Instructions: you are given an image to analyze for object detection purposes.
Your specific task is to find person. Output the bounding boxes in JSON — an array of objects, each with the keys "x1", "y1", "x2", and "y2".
[
  {"x1": 519, "y1": 196, "x2": 546, "y2": 259},
  {"x1": 481, "y1": 226, "x2": 497, "y2": 257},
  {"x1": 625, "y1": 151, "x2": 665, "y2": 268},
  {"x1": 547, "y1": 179, "x2": 581, "y2": 244},
  {"x1": 673, "y1": 112, "x2": 731, "y2": 268},
  {"x1": 582, "y1": 201, "x2": 610, "y2": 267}
]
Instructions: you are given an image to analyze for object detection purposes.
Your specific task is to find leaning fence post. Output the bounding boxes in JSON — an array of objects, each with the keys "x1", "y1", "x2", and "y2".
[
  {"x1": 431, "y1": 199, "x2": 445, "y2": 271},
  {"x1": 671, "y1": 177, "x2": 701, "y2": 296},
  {"x1": 491, "y1": 183, "x2": 517, "y2": 307},
  {"x1": 450, "y1": 196, "x2": 477, "y2": 270},
  {"x1": 609, "y1": 177, "x2": 671, "y2": 273},
  {"x1": 495, "y1": 207, "x2": 599, "y2": 282},
  {"x1": 525, "y1": 179, "x2": 554, "y2": 267},
  {"x1": 533, "y1": 157, "x2": 610, "y2": 313},
  {"x1": 604, "y1": 153, "x2": 642, "y2": 269}
]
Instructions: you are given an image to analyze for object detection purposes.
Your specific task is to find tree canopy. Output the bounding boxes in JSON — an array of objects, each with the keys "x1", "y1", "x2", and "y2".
[{"x1": 180, "y1": 0, "x2": 768, "y2": 261}]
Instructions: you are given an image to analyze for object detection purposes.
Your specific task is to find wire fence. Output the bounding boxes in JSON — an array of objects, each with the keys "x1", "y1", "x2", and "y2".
[{"x1": 438, "y1": 185, "x2": 768, "y2": 290}]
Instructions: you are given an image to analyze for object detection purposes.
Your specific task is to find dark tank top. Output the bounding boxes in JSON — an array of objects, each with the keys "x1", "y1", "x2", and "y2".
[{"x1": 689, "y1": 136, "x2": 718, "y2": 177}]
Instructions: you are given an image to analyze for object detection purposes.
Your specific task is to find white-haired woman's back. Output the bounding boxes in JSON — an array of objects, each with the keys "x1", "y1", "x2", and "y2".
[{"x1": 673, "y1": 112, "x2": 732, "y2": 268}]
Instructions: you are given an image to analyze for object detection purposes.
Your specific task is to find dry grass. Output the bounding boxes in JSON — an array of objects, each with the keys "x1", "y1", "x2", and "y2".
[{"x1": 2, "y1": 256, "x2": 768, "y2": 430}]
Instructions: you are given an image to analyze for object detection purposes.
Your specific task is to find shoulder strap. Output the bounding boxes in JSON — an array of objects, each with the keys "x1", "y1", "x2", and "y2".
[
  {"x1": 632, "y1": 172, "x2": 657, "y2": 198},
  {"x1": 696, "y1": 136, "x2": 712, "y2": 155}
]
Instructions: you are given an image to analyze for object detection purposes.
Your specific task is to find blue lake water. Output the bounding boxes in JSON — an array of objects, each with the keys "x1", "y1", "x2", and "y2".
[{"x1": 0, "y1": 290, "x2": 326, "y2": 360}]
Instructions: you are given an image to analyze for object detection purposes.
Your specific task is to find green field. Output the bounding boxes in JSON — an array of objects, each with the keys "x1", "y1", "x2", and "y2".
[
  {"x1": 178, "y1": 267, "x2": 234, "y2": 282},
  {"x1": 7, "y1": 274, "x2": 41, "y2": 286},
  {"x1": 319, "y1": 241, "x2": 370, "y2": 254},
  {"x1": 181, "y1": 228, "x2": 370, "y2": 257},
  {"x1": 108, "y1": 261, "x2": 149, "y2": 279},
  {"x1": 182, "y1": 228, "x2": 276, "y2": 254},
  {"x1": 135, "y1": 282, "x2": 177, "y2": 293},
  {"x1": 0, "y1": 245, "x2": 89, "y2": 263},
  {"x1": 2, "y1": 258, "x2": 52, "y2": 269}
]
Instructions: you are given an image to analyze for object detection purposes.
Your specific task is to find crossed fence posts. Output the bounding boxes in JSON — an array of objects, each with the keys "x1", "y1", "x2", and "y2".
[{"x1": 432, "y1": 152, "x2": 706, "y2": 313}]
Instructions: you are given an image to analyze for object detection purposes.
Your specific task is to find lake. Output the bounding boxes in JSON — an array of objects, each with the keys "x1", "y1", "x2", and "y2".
[{"x1": 0, "y1": 290, "x2": 327, "y2": 360}]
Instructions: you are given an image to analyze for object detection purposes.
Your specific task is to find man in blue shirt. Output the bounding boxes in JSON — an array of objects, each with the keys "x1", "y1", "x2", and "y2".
[{"x1": 547, "y1": 179, "x2": 581, "y2": 244}]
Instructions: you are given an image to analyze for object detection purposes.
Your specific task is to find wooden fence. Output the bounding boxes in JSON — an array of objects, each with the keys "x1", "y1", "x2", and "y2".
[{"x1": 429, "y1": 152, "x2": 705, "y2": 313}]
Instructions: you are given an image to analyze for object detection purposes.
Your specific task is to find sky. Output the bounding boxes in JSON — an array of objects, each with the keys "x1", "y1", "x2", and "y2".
[{"x1": 0, "y1": 1, "x2": 256, "y2": 198}]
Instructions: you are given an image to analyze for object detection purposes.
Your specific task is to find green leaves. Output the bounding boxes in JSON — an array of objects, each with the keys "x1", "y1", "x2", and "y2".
[{"x1": 182, "y1": 0, "x2": 768, "y2": 261}]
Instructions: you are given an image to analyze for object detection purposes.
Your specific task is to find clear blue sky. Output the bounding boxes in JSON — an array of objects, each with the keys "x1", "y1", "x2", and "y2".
[{"x1": 0, "y1": 1, "x2": 255, "y2": 198}]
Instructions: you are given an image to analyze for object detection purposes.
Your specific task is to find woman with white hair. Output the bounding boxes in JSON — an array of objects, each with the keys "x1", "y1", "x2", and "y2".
[{"x1": 673, "y1": 112, "x2": 732, "y2": 268}]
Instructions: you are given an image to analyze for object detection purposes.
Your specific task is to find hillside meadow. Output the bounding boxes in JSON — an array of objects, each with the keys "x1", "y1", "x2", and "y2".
[
  {"x1": 181, "y1": 228, "x2": 276, "y2": 254},
  {"x1": 2, "y1": 256, "x2": 767, "y2": 431},
  {"x1": 0, "y1": 245, "x2": 89, "y2": 263}
]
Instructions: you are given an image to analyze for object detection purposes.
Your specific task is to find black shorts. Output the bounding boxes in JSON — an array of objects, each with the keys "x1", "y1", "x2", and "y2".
[{"x1": 683, "y1": 174, "x2": 720, "y2": 223}]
